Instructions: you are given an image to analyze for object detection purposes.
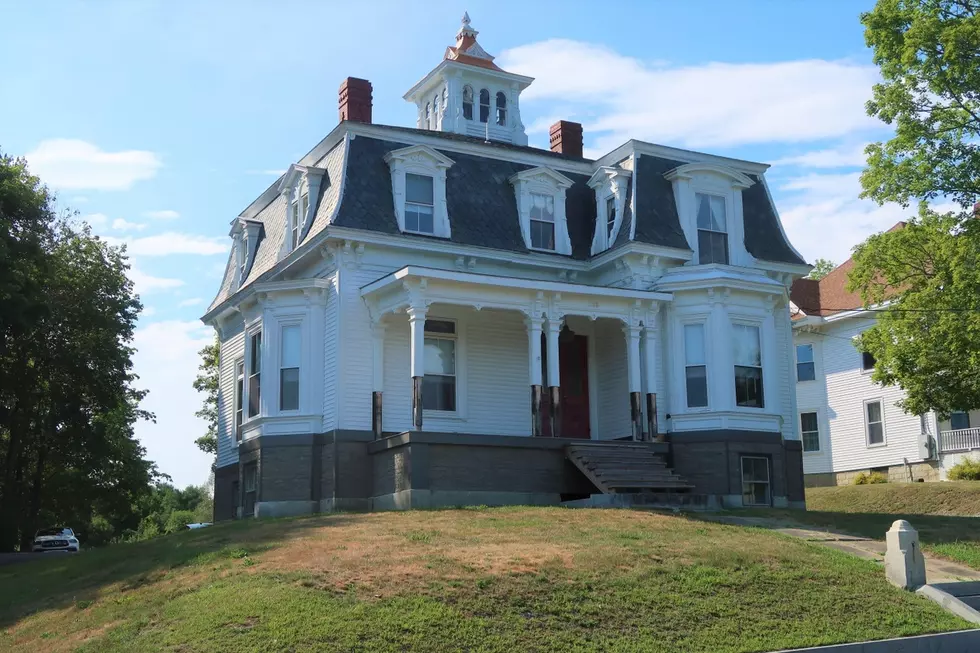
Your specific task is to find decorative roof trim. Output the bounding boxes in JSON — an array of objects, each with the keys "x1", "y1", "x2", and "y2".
[
  {"x1": 587, "y1": 165, "x2": 631, "y2": 189},
  {"x1": 508, "y1": 166, "x2": 574, "y2": 188},
  {"x1": 663, "y1": 162, "x2": 755, "y2": 189},
  {"x1": 383, "y1": 143, "x2": 456, "y2": 169}
]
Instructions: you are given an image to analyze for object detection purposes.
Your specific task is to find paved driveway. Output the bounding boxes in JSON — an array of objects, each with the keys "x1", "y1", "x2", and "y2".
[{"x1": 0, "y1": 551, "x2": 73, "y2": 567}]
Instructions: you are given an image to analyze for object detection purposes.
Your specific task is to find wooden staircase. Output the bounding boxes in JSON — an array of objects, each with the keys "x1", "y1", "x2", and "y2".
[{"x1": 566, "y1": 441, "x2": 693, "y2": 494}]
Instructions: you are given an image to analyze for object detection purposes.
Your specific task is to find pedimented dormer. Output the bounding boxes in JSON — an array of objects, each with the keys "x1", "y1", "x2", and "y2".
[
  {"x1": 509, "y1": 167, "x2": 574, "y2": 255},
  {"x1": 230, "y1": 217, "x2": 262, "y2": 289},
  {"x1": 664, "y1": 163, "x2": 755, "y2": 268},
  {"x1": 278, "y1": 164, "x2": 324, "y2": 255},
  {"x1": 588, "y1": 166, "x2": 631, "y2": 255},
  {"x1": 384, "y1": 145, "x2": 455, "y2": 239}
]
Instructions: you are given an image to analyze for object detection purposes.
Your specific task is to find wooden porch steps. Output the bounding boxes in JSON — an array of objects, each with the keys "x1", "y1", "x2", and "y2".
[{"x1": 566, "y1": 442, "x2": 693, "y2": 494}]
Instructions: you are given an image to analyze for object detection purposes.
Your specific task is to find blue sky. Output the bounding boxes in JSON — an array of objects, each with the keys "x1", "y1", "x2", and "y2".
[{"x1": 2, "y1": 0, "x2": 910, "y2": 488}]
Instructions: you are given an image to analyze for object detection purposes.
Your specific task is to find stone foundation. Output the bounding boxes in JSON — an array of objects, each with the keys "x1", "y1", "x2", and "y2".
[{"x1": 804, "y1": 461, "x2": 941, "y2": 488}]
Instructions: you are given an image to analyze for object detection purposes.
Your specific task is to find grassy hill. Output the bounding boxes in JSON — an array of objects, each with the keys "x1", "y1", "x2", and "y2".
[
  {"x1": 0, "y1": 507, "x2": 968, "y2": 652},
  {"x1": 806, "y1": 482, "x2": 980, "y2": 516}
]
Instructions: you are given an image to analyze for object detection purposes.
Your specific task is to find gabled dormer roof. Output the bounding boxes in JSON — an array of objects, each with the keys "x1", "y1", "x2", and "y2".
[
  {"x1": 587, "y1": 165, "x2": 631, "y2": 189},
  {"x1": 664, "y1": 162, "x2": 755, "y2": 189},
  {"x1": 383, "y1": 144, "x2": 456, "y2": 169},
  {"x1": 509, "y1": 166, "x2": 574, "y2": 189}
]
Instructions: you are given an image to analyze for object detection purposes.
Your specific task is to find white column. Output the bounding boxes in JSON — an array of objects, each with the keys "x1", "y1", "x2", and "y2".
[
  {"x1": 642, "y1": 323, "x2": 657, "y2": 396},
  {"x1": 545, "y1": 317, "x2": 561, "y2": 388},
  {"x1": 626, "y1": 325, "x2": 642, "y2": 393},
  {"x1": 527, "y1": 316, "x2": 543, "y2": 386},
  {"x1": 407, "y1": 304, "x2": 427, "y2": 431}
]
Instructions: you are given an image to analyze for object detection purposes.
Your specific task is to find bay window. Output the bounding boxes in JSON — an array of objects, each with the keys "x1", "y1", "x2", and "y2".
[
  {"x1": 684, "y1": 323, "x2": 708, "y2": 408},
  {"x1": 248, "y1": 331, "x2": 261, "y2": 418},
  {"x1": 733, "y1": 324, "x2": 763, "y2": 408},
  {"x1": 529, "y1": 193, "x2": 556, "y2": 250},
  {"x1": 696, "y1": 192, "x2": 729, "y2": 265},
  {"x1": 405, "y1": 174, "x2": 435, "y2": 234},
  {"x1": 279, "y1": 325, "x2": 300, "y2": 411},
  {"x1": 423, "y1": 319, "x2": 456, "y2": 412},
  {"x1": 234, "y1": 360, "x2": 244, "y2": 441}
]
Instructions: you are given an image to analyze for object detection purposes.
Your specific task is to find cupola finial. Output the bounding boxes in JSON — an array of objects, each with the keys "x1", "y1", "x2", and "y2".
[{"x1": 457, "y1": 11, "x2": 478, "y2": 42}]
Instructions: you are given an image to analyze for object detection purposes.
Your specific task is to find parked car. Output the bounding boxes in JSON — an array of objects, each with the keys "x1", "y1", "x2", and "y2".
[{"x1": 31, "y1": 527, "x2": 80, "y2": 553}]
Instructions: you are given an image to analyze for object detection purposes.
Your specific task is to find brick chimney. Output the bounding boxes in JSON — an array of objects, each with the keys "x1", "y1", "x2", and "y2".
[
  {"x1": 549, "y1": 120, "x2": 583, "y2": 158},
  {"x1": 339, "y1": 77, "x2": 373, "y2": 124}
]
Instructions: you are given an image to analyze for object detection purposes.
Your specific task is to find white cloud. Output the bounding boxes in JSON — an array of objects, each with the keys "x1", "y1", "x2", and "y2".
[
  {"x1": 497, "y1": 40, "x2": 883, "y2": 152},
  {"x1": 25, "y1": 139, "x2": 162, "y2": 191},
  {"x1": 773, "y1": 143, "x2": 870, "y2": 169},
  {"x1": 129, "y1": 267, "x2": 185, "y2": 294},
  {"x1": 144, "y1": 210, "x2": 180, "y2": 220},
  {"x1": 112, "y1": 218, "x2": 148, "y2": 231},
  {"x1": 81, "y1": 212, "x2": 109, "y2": 228},
  {"x1": 131, "y1": 320, "x2": 214, "y2": 488},
  {"x1": 141, "y1": 306, "x2": 157, "y2": 318},
  {"x1": 71, "y1": 195, "x2": 89, "y2": 204},
  {"x1": 178, "y1": 297, "x2": 204, "y2": 308},
  {"x1": 107, "y1": 232, "x2": 228, "y2": 256}
]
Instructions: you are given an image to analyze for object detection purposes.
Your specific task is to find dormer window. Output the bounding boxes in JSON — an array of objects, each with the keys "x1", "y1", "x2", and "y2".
[
  {"x1": 238, "y1": 231, "x2": 248, "y2": 283},
  {"x1": 462, "y1": 86, "x2": 474, "y2": 120},
  {"x1": 696, "y1": 192, "x2": 728, "y2": 265},
  {"x1": 530, "y1": 193, "x2": 556, "y2": 250},
  {"x1": 479, "y1": 89, "x2": 490, "y2": 123},
  {"x1": 495, "y1": 92, "x2": 506, "y2": 127},
  {"x1": 405, "y1": 174, "x2": 435, "y2": 234},
  {"x1": 587, "y1": 166, "x2": 630, "y2": 255},
  {"x1": 290, "y1": 192, "x2": 308, "y2": 250},
  {"x1": 606, "y1": 196, "x2": 617, "y2": 240}
]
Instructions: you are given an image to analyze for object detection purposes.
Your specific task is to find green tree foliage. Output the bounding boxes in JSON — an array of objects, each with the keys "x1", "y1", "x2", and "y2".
[
  {"x1": 848, "y1": 2, "x2": 980, "y2": 417},
  {"x1": 947, "y1": 456, "x2": 980, "y2": 480},
  {"x1": 193, "y1": 336, "x2": 219, "y2": 456},
  {"x1": 134, "y1": 483, "x2": 214, "y2": 538},
  {"x1": 0, "y1": 151, "x2": 162, "y2": 550},
  {"x1": 861, "y1": 0, "x2": 980, "y2": 207},
  {"x1": 806, "y1": 258, "x2": 837, "y2": 280}
]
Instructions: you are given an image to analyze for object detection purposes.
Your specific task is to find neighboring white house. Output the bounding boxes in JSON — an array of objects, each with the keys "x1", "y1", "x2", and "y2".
[
  {"x1": 203, "y1": 15, "x2": 812, "y2": 520},
  {"x1": 790, "y1": 245, "x2": 980, "y2": 486}
]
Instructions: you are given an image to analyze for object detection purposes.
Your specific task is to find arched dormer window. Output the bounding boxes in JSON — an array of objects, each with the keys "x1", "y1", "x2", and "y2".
[
  {"x1": 509, "y1": 167, "x2": 575, "y2": 255},
  {"x1": 587, "y1": 166, "x2": 630, "y2": 255},
  {"x1": 462, "y1": 86, "x2": 474, "y2": 120},
  {"x1": 495, "y1": 92, "x2": 507, "y2": 127},
  {"x1": 433, "y1": 94, "x2": 440, "y2": 129},
  {"x1": 479, "y1": 89, "x2": 490, "y2": 123}
]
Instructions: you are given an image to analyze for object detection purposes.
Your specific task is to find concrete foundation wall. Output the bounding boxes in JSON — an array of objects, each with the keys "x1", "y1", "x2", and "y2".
[
  {"x1": 805, "y1": 460, "x2": 941, "y2": 487},
  {"x1": 214, "y1": 463, "x2": 239, "y2": 522}
]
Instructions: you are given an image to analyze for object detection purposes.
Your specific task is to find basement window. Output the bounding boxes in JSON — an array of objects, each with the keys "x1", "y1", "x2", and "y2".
[{"x1": 741, "y1": 456, "x2": 771, "y2": 506}]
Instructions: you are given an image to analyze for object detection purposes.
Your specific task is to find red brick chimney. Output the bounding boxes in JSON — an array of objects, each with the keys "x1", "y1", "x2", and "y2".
[
  {"x1": 549, "y1": 120, "x2": 583, "y2": 158},
  {"x1": 339, "y1": 77, "x2": 373, "y2": 124}
]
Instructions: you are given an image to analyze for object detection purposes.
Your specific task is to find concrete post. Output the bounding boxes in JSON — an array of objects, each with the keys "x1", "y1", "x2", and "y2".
[{"x1": 886, "y1": 519, "x2": 926, "y2": 590}]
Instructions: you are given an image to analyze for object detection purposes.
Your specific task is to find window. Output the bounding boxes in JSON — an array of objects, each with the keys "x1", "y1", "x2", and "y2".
[
  {"x1": 479, "y1": 88, "x2": 490, "y2": 123},
  {"x1": 279, "y1": 325, "x2": 300, "y2": 411},
  {"x1": 234, "y1": 360, "x2": 244, "y2": 441},
  {"x1": 801, "y1": 412, "x2": 819, "y2": 452},
  {"x1": 495, "y1": 91, "x2": 506, "y2": 126},
  {"x1": 951, "y1": 411, "x2": 971, "y2": 430},
  {"x1": 239, "y1": 232, "x2": 248, "y2": 282},
  {"x1": 865, "y1": 399, "x2": 885, "y2": 446},
  {"x1": 425, "y1": 102, "x2": 431, "y2": 129},
  {"x1": 422, "y1": 319, "x2": 456, "y2": 411},
  {"x1": 462, "y1": 85, "x2": 473, "y2": 120},
  {"x1": 862, "y1": 351, "x2": 876, "y2": 371},
  {"x1": 696, "y1": 192, "x2": 728, "y2": 265},
  {"x1": 733, "y1": 324, "x2": 763, "y2": 408},
  {"x1": 243, "y1": 464, "x2": 257, "y2": 518},
  {"x1": 247, "y1": 331, "x2": 261, "y2": 418},
  {"x1": 684, "y1": 323, "x2": 708, "y2": 408},
  {"x1": 289, "y1": 192, "x2": 308, "y2": 250},
  {"x1": 606, "y1": 196, "x2": 617, "y2": 240},
  {"x1": 796, "y1": 344, "x2": 815, "y2": 382},
  {"x1": 529, "y1": 193, "x2": 556, "y2": 250},
  {"x1": 741, "y1": 456, "x2": 771, "y2": 506},
  {"x1": 404, "y1": 174, "x2": 434, "y2": 234},
  {"x1": 433, "y1": 94, "x2": 439, "y2": 128}
]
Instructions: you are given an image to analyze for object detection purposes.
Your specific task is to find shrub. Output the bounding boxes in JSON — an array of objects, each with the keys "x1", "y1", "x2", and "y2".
[
  {"x1": 947, "y1": 457, "x2": 980, "y2": 481},
  {"x1": 854, "y1": 471, "x2": 888, "y2": 485}
]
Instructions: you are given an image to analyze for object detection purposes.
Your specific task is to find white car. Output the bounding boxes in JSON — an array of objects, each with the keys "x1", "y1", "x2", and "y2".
[{"x1": 31, "y1": 527, "x2": 80, "y2": 553}]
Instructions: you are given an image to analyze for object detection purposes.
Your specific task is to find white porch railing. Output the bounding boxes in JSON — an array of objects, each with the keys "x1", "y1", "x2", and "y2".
[{"x1": 938, "y1": 427, "x2": 980, "y2": 453}]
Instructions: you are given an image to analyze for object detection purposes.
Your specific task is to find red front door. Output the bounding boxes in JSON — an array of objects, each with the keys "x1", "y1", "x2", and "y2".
[{"x1": 541, "y1": 331, "x2": 591, "y2": 438}]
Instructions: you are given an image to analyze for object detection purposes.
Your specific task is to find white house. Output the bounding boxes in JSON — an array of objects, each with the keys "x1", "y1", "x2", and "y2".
[
  {"x1": 790, "y1": 245, "x2": 980, "y2": 485},
  {"x1": 203, "y1": 15, "x2": 812, "y2": 519}
]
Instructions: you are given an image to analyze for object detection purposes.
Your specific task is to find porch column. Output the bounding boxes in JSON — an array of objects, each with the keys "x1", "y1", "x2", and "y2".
[
  {"x1": 625, "y1": 323, "x2": 643, "y2": 441},
  {"x1": 545, "y1": 317, "x2": 562, "y2": 437},
  {"x1": 642, "y1": 321, "x2": 659, "y2": 441},
  {"x1": 407, "y1": 304, "x2": 427, "y2": 431},
  {"x1": 526, "y1": 314, "x2": 544, "y2": 436},
  {"x1": 371, "y1": 320, "x2": 386, "y2": 439}
]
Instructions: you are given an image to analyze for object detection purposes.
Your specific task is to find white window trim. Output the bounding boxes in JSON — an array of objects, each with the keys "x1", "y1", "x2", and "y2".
[
  {"x1": 276, "y1": 164, "x2": 323, "y2": 256},
  {"x1": 864, "y1": 397, "x2": 887, "y2": 448},
  {"x1": 244, "y1": 323, "x2": 263, "y2": 422},
  {"x1": 796, "y1": 342, "x2": 816, "y2": 383},
  {"x1": 587, "y1": 166, "x2": 629, "y2": 255},
  {"x1": 385, "y1": 145, "x2": 454, "y2": 239},
  {"x1": 682, "y1": 319, "x2": 710, "y2": 411},
  {"x1": 731, "y1": 317, "x2": 766, "y2": 412},
  {"x1": 693, "y1": 190, "x2": 731, "y2": 266},
  {"x1": 234, "y1": 358, "x2": 245, "y2": 442},
  {"x1": 277, "y1": 320, "x2": 303, "y2": 414},
  {"x1": 740, "y1": 455, "x2": 771, "y2": 507},
  {"x1": 422, "y1": 316, "x2": 467, "y2": 419},
  {"x1": 509, "y1": 167, "x2": 574, "y2": 255},
  {"x1": 799, "y1": 409, "x2": 821, "y2": 454}
]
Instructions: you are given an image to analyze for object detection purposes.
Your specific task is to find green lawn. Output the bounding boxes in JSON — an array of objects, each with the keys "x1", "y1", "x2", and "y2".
[{"x1": 0, "y1": 507, "x2": 968, "y2": 652}]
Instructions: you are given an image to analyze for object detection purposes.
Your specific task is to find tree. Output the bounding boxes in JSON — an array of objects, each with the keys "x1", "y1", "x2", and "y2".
[
  {"x1": 846, "y1": 1, "x2": 980, "y2": 417},
  {"x1": 806, "y1": 258, "x2": 837, "y2": 280},
  {"x1": 860, "y1": 0, "x2": 980, "y2": 207},
  {"x1": 193, "y1": 335, "x2": 219, "y2": 456}
]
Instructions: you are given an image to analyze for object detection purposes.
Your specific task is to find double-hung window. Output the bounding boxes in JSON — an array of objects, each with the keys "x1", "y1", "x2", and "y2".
[
  {"x1": 290, "y1": 192, "x2": 308, "y2": 250},
  {"x1": 606, "y1": 196, "x2": 617, "y2": 241},
  {"x1": 951, "y1": 411, "x2": 971, "y2": 430},
  {"x1": 695, "y1": 192, "x2": 729, "y2": 265},
  {"x1": 684, "y1": 323, "x2": 708, "y2": 408},
  {"x1": 796, "y1": 344, "x2": 815, "y2": 382},
  {"x1": 862, "y1": 351, "x2": 876, "y2": 372},
  {"x1": 741, "y1": 456, "x2": 771, "y2": 506},
  {"x1": 865, "y1": 399, "x2": 885, "y2": 446},
  {"x1": 800, "y1": 411, "x2": 820, "y2": 452},
  {"x1": 529, "y1": 193, "x2": 556, "y2": 250},
  {"x1": 234, "y1": 360, "x2": 244, "y2": 441},
  {"x1": 422, "y1": 319, "x2": 456, "y2": 412},
  {"x1": 279, "y1": 325, "x2": 300, "y2": 411},
  {"x1": 247, "y1": 331, "x2": 261, "y2": 418},
  {"x1": 404, "y1": 174, "x2": 435, "y2": 234},
  {"x1": 239, "y1": 233, "x2": 249, "y2": 282},
  {"x1": 733, "y1": 324, "x2": 763, "y2": 408}
]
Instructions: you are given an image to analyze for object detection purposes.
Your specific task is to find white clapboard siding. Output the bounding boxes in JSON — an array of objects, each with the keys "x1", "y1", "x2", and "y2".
[
  {"x1": 337, "y1": 266, "x2": 385, "y2": 431},
  {"x1": 595, "y1": 319, "x2": 630, "y2": 439},
  {"x1": 321, "y1": 272, "x2": 339, "y2": 431},
  {"x1": 794, "y1": 335, "x2": 832, "y2": 474},
  {"x1": 217, "y1": 321, "x2": 245, "y2": 469}
]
